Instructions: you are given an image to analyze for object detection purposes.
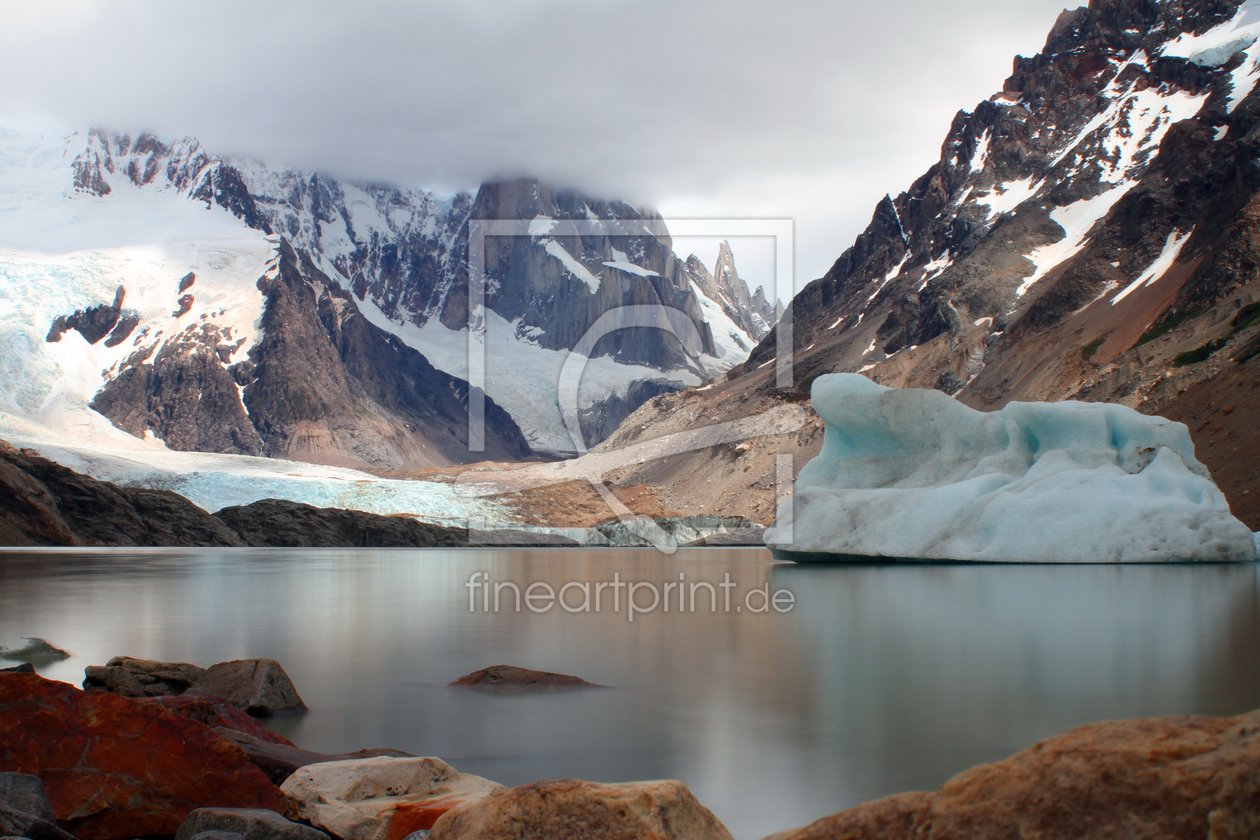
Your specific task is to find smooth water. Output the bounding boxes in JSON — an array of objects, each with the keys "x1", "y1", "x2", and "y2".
[{"x1": 2, "y1": 549, "x2": 1259, "y2": 839}]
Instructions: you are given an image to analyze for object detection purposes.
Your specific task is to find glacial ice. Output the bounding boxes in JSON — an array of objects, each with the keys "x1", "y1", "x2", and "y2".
[{"x1": 766, "y1": 374, "x2": 1256, "y2": 563}]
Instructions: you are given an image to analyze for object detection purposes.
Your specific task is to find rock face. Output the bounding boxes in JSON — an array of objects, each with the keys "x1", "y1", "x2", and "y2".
[
  {"x1": 0, "y1": 439, "x2": 248, "y2": 547},
  {"x1": 212, "y1": 728, "x2": 413, "y2": 787},
  {"x1": 448, "y1": 665, "x2": 600, "y2": 689},
  {"x1": 214, "y1": 499, "x2": 470, "y2": 548},
  {"x1": 89, "y1": 241, "x2": 532, "y2": 468},
  {"x1": 0, "y1": 672, "x2": 284, "y2": 840},
  {"x1": 610, "y1": 0, "x2": 1260, "y2": 528},
  {"x1": 428, "y1": 779, "x2": 736, "y2": 840},
  {"x1": 767, "y1": 708, "x2": 1260, "y2": 840},
  {"x1": 281, "y1": 756, "x2": 504, "y2": 840},
  {"x1": 771, "y1": 373, "x2": 1256, "y2": 562},
  {"x1": 184, "y1": 659, "x2": 308, "y2": 718},
  {"x1": 28, "y1": 128, "x2": 777, "y2": 458}
]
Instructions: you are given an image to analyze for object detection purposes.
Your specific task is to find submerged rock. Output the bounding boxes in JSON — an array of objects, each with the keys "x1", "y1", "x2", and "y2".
[
  {"x1": 764, "y1": 708, "x2": 1260, "y2": 840},
  {"x1": 0, "y1": 672, "x2": 284, "y2": 840},
  {"x1": 281, "y1": 756, "x2": 503, "y2": 840},
  {"x1": 448, "y1": 665, "x2": 600, "y2": 689},
  {"x1": 769, "y1": 374, "x2": 1256, "y2": 563},
  {"x1": 0, "y1": 638, "x2": 68, "y2": 665},
  {"x1": 428, "y1": 778, "x2": 735, "y2": 840}
]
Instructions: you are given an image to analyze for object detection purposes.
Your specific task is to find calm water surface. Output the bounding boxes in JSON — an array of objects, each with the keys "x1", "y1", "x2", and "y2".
[{"x1": 2, "y1": 548, "x2": 1259, "y2": 839}]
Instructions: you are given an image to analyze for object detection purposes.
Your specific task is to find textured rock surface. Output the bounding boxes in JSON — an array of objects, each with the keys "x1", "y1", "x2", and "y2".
[
  {"x1": 139, "y1": 696, "x2": 296, "y2": 745},
  {"x1": 91, "y1": 241, "x2": 531, "y2": 469},
  {"x1": 448, "y1": 665, "x2": 600, "y2": 689},
  {"x1": 281, "y1": 757, "x2": 504, "y2": 840},
  {"x1": 766, "y1": 708, "x2": 1260, "y2": 840},
  {"x1": 212, "y1": 728, "x2": 413, "y2": 787},
  {"x1": 185, "y1": 659, "x2": 308, "y2": 717},
  {"x1": 0, "y1": 673, "x2": 284, "y2": 840},
  {"x1": 176, "y1": 808, "x2": 330, "y2": 840},
  {"x1": 82, "y1": 655, "x2": 206, "y2": 697},
  {"x1": 214, "y1": 499, "x2": 470, "y2": 548},
  {"x1": 428, "y1": 778, "x2": 735, "y2": 840}
]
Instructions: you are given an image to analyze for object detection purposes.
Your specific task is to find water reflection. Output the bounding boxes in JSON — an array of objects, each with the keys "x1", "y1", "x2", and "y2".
[{"x1": 0, "y1": 550, "x2": 1257, "y2": 839}]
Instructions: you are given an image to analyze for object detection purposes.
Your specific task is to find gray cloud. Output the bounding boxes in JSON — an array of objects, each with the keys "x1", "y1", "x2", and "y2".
[{"x1": 0, "y1": 0, "x2": 1072, "y2": 289}]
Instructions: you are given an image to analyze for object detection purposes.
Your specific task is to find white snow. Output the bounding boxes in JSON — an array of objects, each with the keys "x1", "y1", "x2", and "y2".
[
  {"x1": 0, "y1": 128, "x2": 273, "y2": 438},
  {"x1": 1017, "y1": 183, "x2": 1136, "y2": 297},
  {"x1": 1215, "y1": 126, "x2": 1230, "y2": 140},
  {"x1": 528, "y1": 214, "x2": 556, "y2": 237},
  {"x1": 977, "y1": 177, "x2": 1039, "y2": 219},
  {"x1": 355, "y1": 301, "x2": 702, "y2": 456},
  {"x1": 967, "y1": 130, "x2": 991, "y2": 173},
  {"x1": 1111, "y1": 229, "x2": 1193, "y2": 304},
  {"x1": 687, "y1": 279, "x2": 754, "y2": 362},
  {"x1": 1161, "y1": 2, "x2": 1260, "y2": 67},
  {"x1": 542, "y1": 238, "x2": 601, "y2": 292},
  {"x1": 917, "y1": 250, "x2": 953, "y2": 290},
  {"x1": 3, "y1": 431, "x2": 508, "y2": 526},
  {"x1": 767, "y1": 374, "x2": 1257, "y2": 563},
  {"x1": 602, "y1": 259, "x2": 660, "y2": 278}
]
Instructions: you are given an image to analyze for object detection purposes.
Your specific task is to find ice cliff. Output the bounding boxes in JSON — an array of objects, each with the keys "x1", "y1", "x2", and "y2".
[{"x1": 768, "y1": 374, "x2": 1256, "y2": 563}]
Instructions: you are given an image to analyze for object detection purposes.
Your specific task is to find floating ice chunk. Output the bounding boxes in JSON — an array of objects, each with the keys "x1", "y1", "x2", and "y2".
[{"x1": 767, "y1": 374, "x2": 1256, "y2": 563}]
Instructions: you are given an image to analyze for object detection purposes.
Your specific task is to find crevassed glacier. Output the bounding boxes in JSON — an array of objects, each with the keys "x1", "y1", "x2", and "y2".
[{"x1": 766, "y1": 374, "x2": 1256, "y2": 563}]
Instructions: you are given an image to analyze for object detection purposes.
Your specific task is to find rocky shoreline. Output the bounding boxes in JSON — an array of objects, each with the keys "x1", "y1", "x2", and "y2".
[
  {"x1": 3, "y1": 660, "x2": 1259, "y2": 840},
  {"x1": 0, "y1": 440, "x2": 576, "y2": 549}
]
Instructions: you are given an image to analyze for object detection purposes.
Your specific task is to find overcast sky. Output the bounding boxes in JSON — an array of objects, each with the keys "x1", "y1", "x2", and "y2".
[{"x1": 0, "y1": 0, "x2": 1075, "y2": 297}]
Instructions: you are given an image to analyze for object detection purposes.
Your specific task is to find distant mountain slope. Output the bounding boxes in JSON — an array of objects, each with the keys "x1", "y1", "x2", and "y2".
[
  {"x1": 1, "y1": 128, "x2": 777, "y2": 461},
  {"x1": 596, "y1": 0, "x2": 1260, "y2": 528}
]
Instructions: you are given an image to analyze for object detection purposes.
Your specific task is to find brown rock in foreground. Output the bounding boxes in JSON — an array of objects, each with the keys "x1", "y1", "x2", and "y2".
[
  {"x1": 428, "y1": 778, "x2": 735, "y2": 840},
  {"x1": 186, "y1": 659, "x2": 308, "y2": 717},
  {"x1": 448, "y1": 665, "x2": 600, "y2": 689},
  {"x1": 0, "y1": 673, "x2": 284, "y2": 840},
  {"x1": 768, "y1": 709, "x2": 1260, "y2": 840}
]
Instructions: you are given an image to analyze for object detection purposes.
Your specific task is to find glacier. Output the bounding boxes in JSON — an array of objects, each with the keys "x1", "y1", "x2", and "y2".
[{"x1": 767, "y1": 374, "x2": 1256, "y2": 563}]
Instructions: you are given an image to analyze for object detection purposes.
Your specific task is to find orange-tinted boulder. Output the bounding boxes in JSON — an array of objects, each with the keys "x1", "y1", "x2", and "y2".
[
  {"x1": 0, "y1": 673, "x2": 285, "y2": 840},
  {"x1": 769, "y1": 709, "x2": 1260, "y2": 840},
  {"x1": 135, "y1": 695, "x2": 295, "y2": 746}
]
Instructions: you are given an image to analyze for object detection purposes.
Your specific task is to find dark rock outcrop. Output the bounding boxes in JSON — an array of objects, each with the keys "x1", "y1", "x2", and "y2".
[
  {"x1": 184, "y1": 659, "x2": 308, "y2": 718},
  {"x1": 45, "y1": 286, "x2": 125, "y2": 345},
  {"x1": 214, "y1": 499, "x2": 469, "y2": 548},
  {"x1": 0, "y1": 440, "x2": 248, "y2": 547}
]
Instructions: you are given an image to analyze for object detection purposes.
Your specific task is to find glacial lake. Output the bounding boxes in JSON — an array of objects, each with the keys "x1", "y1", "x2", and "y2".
[{"x1": 3, "y1": 549, "x2": 1260, "y2": 840}]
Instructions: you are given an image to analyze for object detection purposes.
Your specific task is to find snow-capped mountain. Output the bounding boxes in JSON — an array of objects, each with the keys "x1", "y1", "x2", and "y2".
[
  {"x1": 612, "y1": 0, "x2": 1260, "y2": 530},
  {"x1": 0, "y1": 128, "x2": 774, "y2": 464}
]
